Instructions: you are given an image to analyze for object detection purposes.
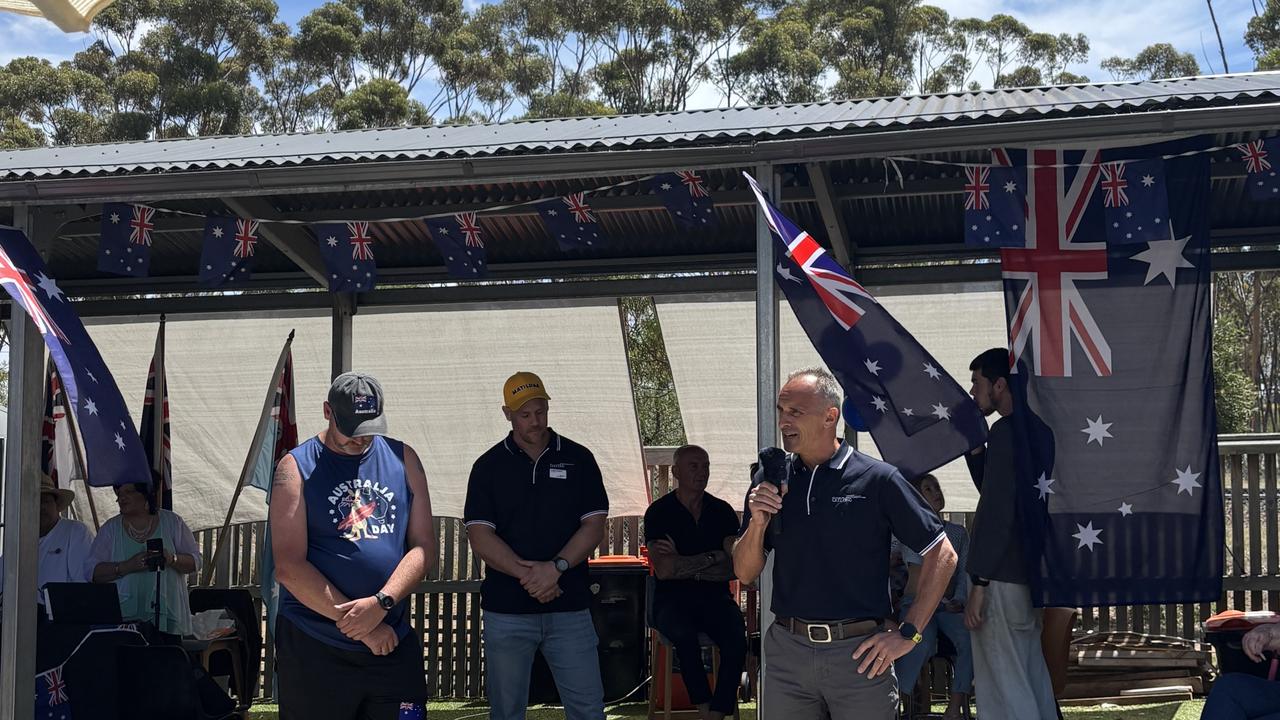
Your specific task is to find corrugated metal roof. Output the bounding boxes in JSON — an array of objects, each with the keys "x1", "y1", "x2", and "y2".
[{"x1": 3, "y1": 73, "x2": 1280, "y2": 180}]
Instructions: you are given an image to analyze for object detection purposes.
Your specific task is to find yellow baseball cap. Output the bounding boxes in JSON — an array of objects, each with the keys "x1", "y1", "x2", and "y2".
[{"x1": 503, "y1": 371, "x2": 550, "y2": 411}]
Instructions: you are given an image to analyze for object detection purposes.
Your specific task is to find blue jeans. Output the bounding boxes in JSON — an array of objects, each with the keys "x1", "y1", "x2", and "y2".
[
  {"x1": 483, "y1": 609, "x2": 605, "y2": 720},
  {"x1": 894, "y1": 598, "x2": 974, "y2": 696},
  {"x1": 1201, "y1": 673, "x2": 1280, "y2": 720}
]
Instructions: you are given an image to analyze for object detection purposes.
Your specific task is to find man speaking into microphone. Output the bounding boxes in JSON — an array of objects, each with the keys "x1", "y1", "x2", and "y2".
[{"x1": 733, "y1": 367, "x2": 958, "y2": 719}]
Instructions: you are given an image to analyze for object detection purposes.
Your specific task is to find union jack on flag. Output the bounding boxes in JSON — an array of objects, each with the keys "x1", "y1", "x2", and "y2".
[
  {"x1": 676, "y1": 170, "x2": 710, "y2": 198},
  {"x1": 1001, "y1": 147, "x2": 1113, "y2": 377},
  {"x1": 458, "y1": 212, "x2": 484, "y2": 247},
  {"x1": 349, "y1": 222, "x2": 375, "y2": 261},
  {"x1": 233, "y1": 219, "x2": 259, "y2": 258},
  {"x1": 964, "y1": 166, "x2": 991, "y2": 210},
  {"x1": 1099, "y1": 163, "x2": 1129, "y2": 208},
  {"x1": 35, "y1": 666, "x2": 72, "y2": 719},
  {"x1": 129, "y1": 206, "x2": 156, "y2": 246},
  {"x1": 1235, "y1": 136, "x2": 1280, "y2": 200},
  {"x1": 563, "y1": 193, "x2": 595, "y2": 223}
]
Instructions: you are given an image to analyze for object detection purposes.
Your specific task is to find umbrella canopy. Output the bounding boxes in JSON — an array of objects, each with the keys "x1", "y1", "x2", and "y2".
[{"x1": 0, "y1": 0, "x2": 114, "y2": 32}]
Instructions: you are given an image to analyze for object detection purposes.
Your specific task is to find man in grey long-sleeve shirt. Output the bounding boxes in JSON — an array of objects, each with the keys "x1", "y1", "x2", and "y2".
[{"x1": 963, "y1": 348, "x2": 1057, "y2": 720}]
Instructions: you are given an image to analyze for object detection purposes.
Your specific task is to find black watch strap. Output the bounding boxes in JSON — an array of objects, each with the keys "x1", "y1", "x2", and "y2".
[
  {"x1": 375, "y1": 591, "x2": 395, "y2": 610},
  {"x1": 553, "y1": 556, "x2": 570, "y2": 573}
]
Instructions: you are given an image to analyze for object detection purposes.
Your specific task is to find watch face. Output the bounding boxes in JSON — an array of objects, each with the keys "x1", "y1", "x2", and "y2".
[{"x1": 554, "y1": 559, "x2": 569, "y2": 572}]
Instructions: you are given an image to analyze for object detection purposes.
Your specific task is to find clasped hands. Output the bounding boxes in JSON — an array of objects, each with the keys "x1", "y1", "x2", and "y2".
[
  {"x1": 334, "y1": 596, "x2": 397, "y2": 655},
  {"x1": 516, "y1": 559, "x2": 563, "y2": 603}
]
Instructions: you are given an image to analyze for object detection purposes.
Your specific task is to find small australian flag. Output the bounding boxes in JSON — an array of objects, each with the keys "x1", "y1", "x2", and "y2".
[
  {"x1": 399, "y1": 702, "x2": 425, "y2": 720},
  {"x1": 313, "y1": 221, "x2": 378, "y2": 292},
  {"x1": 1099, "y1": 157, "x2": 1170, "y2": 245},
  {"x1": 652, "y1": 170, "x2": 717, "y2": 230},
  {"x1": 1235, "y1": 137, "x2": 1279, "y2": 201},
  {"x1": 963, "y1": 165, "x2": 1025, "y2": 247},
  {"x1": 97, "y1": 203, "x2": 154, "y2": 277},
  {"x1": 536, "y1": 193, "x2": 605, "y2": 251},
  {"x1": 425, "y1": 213, "x2": 488, "y2": 278},
  {"x1": 199, "y1": 216, "x2": 258, "y2": 287}
]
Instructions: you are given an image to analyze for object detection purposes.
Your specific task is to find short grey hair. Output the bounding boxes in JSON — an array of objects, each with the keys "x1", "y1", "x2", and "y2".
[
  {"x1": 672, "y1": 444, "x2": 707, "y2": 465},
  {"x1": 785, "y1": 367, "x2": 842, "y2": 411}
]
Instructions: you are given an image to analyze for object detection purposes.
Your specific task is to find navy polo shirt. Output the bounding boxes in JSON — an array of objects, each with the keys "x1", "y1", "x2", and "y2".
[
  {"x1": 738, "y1": 442, "x2": 944, "y2": 621},
  {"x1": 644, "y1": 490, "x2": 739, "y2": 609},
  {"x1": 464, "y1": 429, "x2": 609, "y2": 614}
]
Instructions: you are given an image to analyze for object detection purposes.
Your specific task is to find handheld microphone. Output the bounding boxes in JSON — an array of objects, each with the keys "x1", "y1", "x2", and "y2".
[{"x1": 758, "y1": 447, "x2": 789, "y2": 537}]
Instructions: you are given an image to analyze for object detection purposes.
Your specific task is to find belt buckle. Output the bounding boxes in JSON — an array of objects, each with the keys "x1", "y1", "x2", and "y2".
[{"x1": 805, "y1": 623, "x2": 833, "y2": 643}]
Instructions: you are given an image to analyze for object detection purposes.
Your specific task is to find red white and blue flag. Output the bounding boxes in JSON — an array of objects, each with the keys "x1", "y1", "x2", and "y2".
[
  {"x1": 0, "y1": 227, "x2": 145, "y2": 488},
  {"x1": 744, "y1": 172, "x2": 987, "y2": 480},
  {"x1": 140, "y1": 318, "x2": 173, "y2": 509},
  {"x1": 97, "y1": 203, "x2": 155, "y2": 277},
  {"x1": 1235, "y1": 136, "x2": 1279, "y2": 200},
  {"x1": 651, "y1": 170, "x2": 717, "y2": 231},
  {"x1": 315, "y1": 221, "x2": 378, "y2": 291},
  {"x1": 199, "y1": 216, "x2": 259, "y2": 286},
  {"x1": 990, "y1": 139, "x2": 1222, "y2": 607}
]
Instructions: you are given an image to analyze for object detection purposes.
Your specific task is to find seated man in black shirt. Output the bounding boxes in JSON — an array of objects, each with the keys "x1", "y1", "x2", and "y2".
[{"x1": 645, "y1": 444, "x2": 746, "y2": 720}]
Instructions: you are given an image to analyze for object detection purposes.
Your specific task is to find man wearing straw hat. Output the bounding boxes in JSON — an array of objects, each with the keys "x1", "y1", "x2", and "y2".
[{"x1": 0, "y1": 474, "x2": 95, "y2": 603}]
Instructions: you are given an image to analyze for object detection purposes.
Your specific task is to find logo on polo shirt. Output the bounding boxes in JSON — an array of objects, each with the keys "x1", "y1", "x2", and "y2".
[
  {"x1": 831, "y1": 494, "x2": 867, "y2": 504},
  {"x1": 329, "y1": 479, "x2": 398, "y2": 541}
]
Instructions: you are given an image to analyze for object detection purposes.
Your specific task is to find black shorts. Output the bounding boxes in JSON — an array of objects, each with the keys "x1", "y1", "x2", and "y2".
[{"x1": 276, "y1": 614, "x2": 428, "y2": 720}]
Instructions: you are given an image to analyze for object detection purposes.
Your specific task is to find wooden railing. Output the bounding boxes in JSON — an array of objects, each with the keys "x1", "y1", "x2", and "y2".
[{"x1": 193, "y1": 438, "x2": 1280, "y2": 701}]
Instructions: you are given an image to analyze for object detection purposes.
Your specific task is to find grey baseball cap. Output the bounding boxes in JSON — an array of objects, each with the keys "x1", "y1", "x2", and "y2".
[{"x1": 327, "y1": 372, "x2": 388, "y2": 438}]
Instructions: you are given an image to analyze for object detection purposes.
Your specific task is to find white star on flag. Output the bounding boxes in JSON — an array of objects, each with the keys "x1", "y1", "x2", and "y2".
[
  {"x1": 1003, "y1": 181, "x2": 1017, "y2": 193},
  {"x1": 84, "y1": 398, "x2": 98, "y2": 416},
  {"x1": 110, "y1": 213, "x2": 120, "y2": 223},
  {"x1": 113, "y1": 432, "x2": 126, "y2": 450},
  {"x1": 871, "y1": 396, "x2": 888, "y2": 413},
  {"x1": 660, "y1": 183, "x2": 672, "y2": 190},
  {"x1": 930, "y1": 403, "x2": 951, "y2": 420},
  {"x1": 326, "y1": 236, "x2": 338, "y2": 247},
  {"x1": 212, "y1": 226, "x2": 224, "y2": 238},
  {"x1": 34, "y1": 272, "x2": 64, "y2": 301},
  {"x1": 1073, "y1": 521, "x2": 1103, "y2": 551},
  {"x1": 902, "y1": 408, "x2": 914, "y2": 417},
  {"x1": 87, "y1": 371, "x2": 98, "y2": 383},
  {"x1": 1131, "y1": 232, "x2": 1194, "y2": 287},
  {"x1": 1141, "y1": 174, "x2": 1156, "y2": 187},
  {"x1": 923, "y1": 362, "x2": 941, "y2": 380},
  {"x1": 1118, "y1": 502, "x2": 1133, "y2": 516},
  {"x1": 1035, "y1": 473, "x2": 1056, "y2": 500},
  {"x1": 776, "y1": 263, "x2": 802, "y2": 283},
  {"x1": 1171, "y1": 465, "x2": 1202, "y2": 495},
  {"x1": 864, "y1": 359, "x2": 881, "y2": 375},
  {"x1": 1081, "y1": 415, "x2": 1113, "y2": 446}
]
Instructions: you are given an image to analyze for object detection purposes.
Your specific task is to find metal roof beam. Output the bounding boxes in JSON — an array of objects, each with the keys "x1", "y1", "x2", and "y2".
[
  {"x1": 4, "y1": 102, "x2": 1278, "y2": 205},
  {"x1": 806, "y1": 161, "x2": 853, "y2": 267},
  {"x1": 221, "y1": 196, "x2": 328, "y2": 288}
]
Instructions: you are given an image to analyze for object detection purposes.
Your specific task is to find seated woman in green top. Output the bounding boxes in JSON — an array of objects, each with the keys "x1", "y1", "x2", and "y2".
[{"x1": 87, "y1": 478, "x2": 201, "y2": 642}]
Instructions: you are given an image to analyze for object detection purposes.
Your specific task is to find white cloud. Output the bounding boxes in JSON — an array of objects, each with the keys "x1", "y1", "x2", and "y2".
[{"x1": 0, "y1": 14, "x2": 92, "y2": 66}]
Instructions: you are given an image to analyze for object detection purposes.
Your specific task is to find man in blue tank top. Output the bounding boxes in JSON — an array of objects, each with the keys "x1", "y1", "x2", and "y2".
[
  {"x1": 271, "y1": 372, "x2": 436, "y2": 720},
  {"x1": 464, "y1": 372, "x2": 609, "y2": 720}
]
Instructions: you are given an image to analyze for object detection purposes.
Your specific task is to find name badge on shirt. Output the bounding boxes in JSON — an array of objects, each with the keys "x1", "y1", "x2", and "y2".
[{"x1": 549, "y1": 468, "x2": 568, "y2": 479}]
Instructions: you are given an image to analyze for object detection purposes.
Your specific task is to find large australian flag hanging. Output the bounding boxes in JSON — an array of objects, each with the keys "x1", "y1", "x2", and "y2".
[
  {"x1": 990, "y1": 138, "x2": 1222, "y2": 607},
  {"x1": 745, "y1": 173, "x2": 987, "y2": 480}
]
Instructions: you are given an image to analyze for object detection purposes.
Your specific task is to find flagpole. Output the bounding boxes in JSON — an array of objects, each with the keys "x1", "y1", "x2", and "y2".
[
  {"x1": 203, "y1": 330, "x2": 295, "y2": 587},
  {"x1": 153, "y1": 314, "x2": 168, "y2": 508}
]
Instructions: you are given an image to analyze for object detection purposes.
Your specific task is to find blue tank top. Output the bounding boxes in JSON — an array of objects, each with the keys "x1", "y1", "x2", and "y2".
[{"x1": 278, "y1": 435, "x2": 413, "y2": 651}]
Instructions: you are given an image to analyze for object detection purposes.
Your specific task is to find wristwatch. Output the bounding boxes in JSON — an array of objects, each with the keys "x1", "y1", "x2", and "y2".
[
  {"x1": 899, "y1": 621, "x2": 924, "y2": 645},
  {"x1": 374, "y1": 591, "x2": 395, "y2": 611},
  {"x1": 552, "y1": 556, "x2": 570, "y2": 573}
]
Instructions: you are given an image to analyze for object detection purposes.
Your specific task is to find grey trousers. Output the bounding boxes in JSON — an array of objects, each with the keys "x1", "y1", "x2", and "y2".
[
  {"x1": 760, "y1": 623, "x2": 898, "y2": 720},
  {"x1": 971, "y1": 581, "x2": 1058, "y2": 720}
]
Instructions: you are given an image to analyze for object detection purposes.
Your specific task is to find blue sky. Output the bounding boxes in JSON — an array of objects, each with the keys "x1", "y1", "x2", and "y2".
[{"x1": 0, "y1": 0, "x2": 1265, "y2": 112}]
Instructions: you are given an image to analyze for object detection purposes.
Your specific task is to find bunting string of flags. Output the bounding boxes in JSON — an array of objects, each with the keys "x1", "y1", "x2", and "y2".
[{"x1": 90, "y1": 135, "x2": 1276, "y2": 291}]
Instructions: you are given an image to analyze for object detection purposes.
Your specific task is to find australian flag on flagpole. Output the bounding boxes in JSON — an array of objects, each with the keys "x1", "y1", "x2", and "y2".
[
  {"x1": 0, "y1": 226, "x2": 149, "y2": 488},
  {"x1": 199, "y1": 216, "x2": 258, "y2": 286},
  {"x1": 248, "y1": 335, "x2": 297, "y2": 641},
  {"x1": 139, "y1": 317, "x2": 173, "y2": 509},
  {"x1": 314, "y1": 221, "x2": 378, "y2": 291},
  {"x1": 651, "y1": 171, "x2": 717, "y2": 230},
  {"x1": 744, "y1": 172, "x2": 988, "y2": 480},
  {"x1": 425, "y1": 213, "x2": 488, "y2": 278},
  {"x1": 97, "y1": 203, "x2": 155, "y2": 277},
  {"x1": 991, "y1": 138, "x2": 1222, "y2": 607}
]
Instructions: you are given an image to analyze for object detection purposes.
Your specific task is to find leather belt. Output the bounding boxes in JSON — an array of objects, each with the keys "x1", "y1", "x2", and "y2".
[{"x1": 774, "y1": 617, "x2": 883, "y2": 643}]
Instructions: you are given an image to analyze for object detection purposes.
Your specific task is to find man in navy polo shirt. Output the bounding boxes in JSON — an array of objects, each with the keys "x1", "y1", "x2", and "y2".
[
  {"x1": 734, "y1": 367, "x2": 958, "y2": 720},
  {"x1": 644, "y1": 444, "x2": 746, "y2": 720},
  {"x1": 464, "y1": 372, "x2": 609, "y2": 720}
]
